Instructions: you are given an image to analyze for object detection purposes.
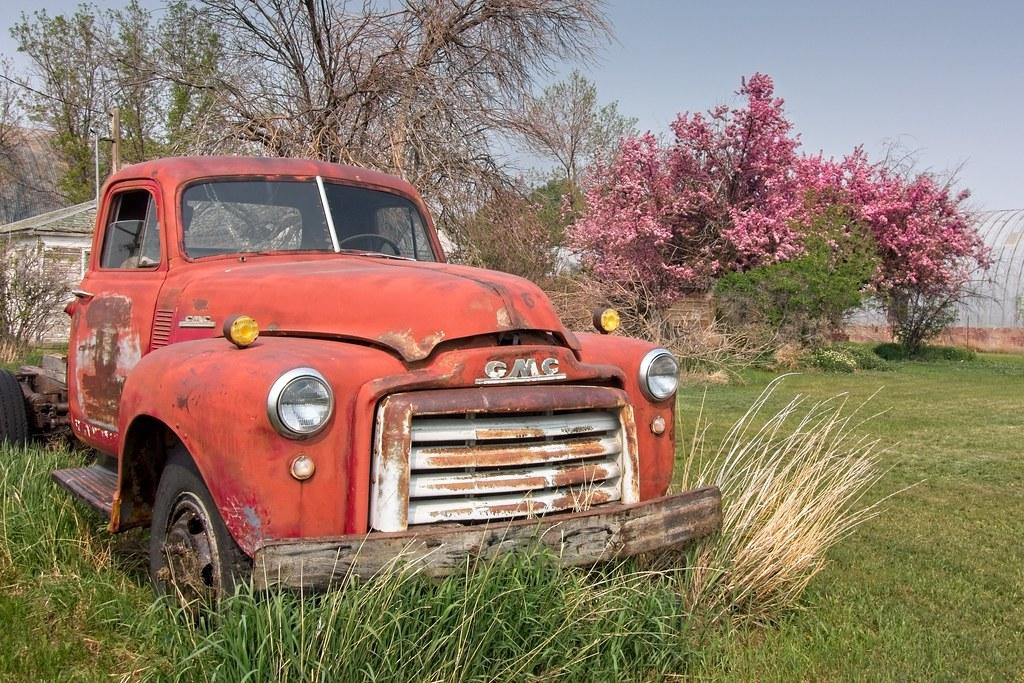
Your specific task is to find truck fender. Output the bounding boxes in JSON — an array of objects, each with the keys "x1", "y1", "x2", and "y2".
[
  {"x1": 575, "y1": 332, "x2": 678, "y2": 500},
  {"x1": 115, "y1": 337, "x2": 390, "y2": 555}
]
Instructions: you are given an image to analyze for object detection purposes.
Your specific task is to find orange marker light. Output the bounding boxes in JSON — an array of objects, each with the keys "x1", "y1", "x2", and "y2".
[
  {"x1": 224, "y1": 314, "x2": 260, "y2": 348},
  {"x1": 593, "y1": 307, "x2": 621, "y2": 334}
]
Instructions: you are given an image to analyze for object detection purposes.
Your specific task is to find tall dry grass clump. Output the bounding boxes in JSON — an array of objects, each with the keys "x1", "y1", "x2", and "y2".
[{"x1": 676, "y1": 377, "x2": 891, "y2": 623}]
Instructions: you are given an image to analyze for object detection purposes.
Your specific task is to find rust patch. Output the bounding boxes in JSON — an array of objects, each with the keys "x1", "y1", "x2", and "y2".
[
  {"x1": 76, "y1": 296, "x2": 141, "y2": 428},
  {"x1": 192, "y1": 298, "x2": 209, "y2": 311},
  {"x1": 378, "y1": 329, "x2": 447, "y2": 362},
  {"x1": 474, "y1": 427, "x2": 546, "y2": 440},
  {"x1": 496, "y1": 307, "x2": 512, "y2": 329},
  {"x1": 551, "y1": 488, "x2": 614, "y2": 513},
  {"x1": 221, "y1": 496, "x2": 269, "y2": 553}
]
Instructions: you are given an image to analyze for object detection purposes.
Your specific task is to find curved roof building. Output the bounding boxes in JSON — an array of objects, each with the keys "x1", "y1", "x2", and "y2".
[{"x1": 957, "y1": 210, "x2": 1024, "y2": 328}]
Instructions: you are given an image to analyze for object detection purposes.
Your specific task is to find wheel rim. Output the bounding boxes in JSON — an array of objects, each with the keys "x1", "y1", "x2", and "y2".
[{"x1": 158, "y1": 491, "x2": 223, "y2": 605}]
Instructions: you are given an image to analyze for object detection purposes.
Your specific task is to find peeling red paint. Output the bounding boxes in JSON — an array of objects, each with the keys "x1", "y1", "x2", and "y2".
[{"x1": 76, "y1": 296, "x2": 141, "y2": 429}]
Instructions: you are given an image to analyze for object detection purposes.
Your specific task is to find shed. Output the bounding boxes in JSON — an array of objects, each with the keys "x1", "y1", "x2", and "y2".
[
  {"x1": 0, "y1": 200, "x2": 96, "y2": 277},
  {"x1": 0, "y1": 200, "x2": 97, "y2": 342}
]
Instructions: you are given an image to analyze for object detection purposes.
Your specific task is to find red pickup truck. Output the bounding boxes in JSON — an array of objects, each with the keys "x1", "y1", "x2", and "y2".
[{"x1": 2, "y1": 157, "x2": 720, "y2": 605}]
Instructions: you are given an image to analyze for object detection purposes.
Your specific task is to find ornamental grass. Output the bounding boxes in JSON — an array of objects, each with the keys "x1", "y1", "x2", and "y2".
[{"x1": 676, "y1": 376, "x2": 893, "y2": 624}]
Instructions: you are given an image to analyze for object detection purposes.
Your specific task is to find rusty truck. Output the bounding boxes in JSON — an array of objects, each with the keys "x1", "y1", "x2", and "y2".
[{"x1": 0, "y1": 157, "x2": 721, "y2": 604}]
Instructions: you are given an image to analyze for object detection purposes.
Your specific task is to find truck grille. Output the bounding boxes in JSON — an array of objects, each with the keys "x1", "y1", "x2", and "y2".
[{"x1": 369, "y1": 387, "x2": 640, "y2": 533}]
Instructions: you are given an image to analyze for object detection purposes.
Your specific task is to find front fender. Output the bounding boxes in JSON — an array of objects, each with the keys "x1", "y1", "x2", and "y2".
[
  {"x1": 117, "y1": 336, "x2": 406, "y2": 554},
  {"x1": 575, "y1": 333, "x2": 677, "y2": 499}
]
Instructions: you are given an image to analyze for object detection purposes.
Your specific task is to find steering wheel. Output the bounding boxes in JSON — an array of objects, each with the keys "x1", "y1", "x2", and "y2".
[{"x1": 337, "y1": 233, "x2": 402, "y2": 256}]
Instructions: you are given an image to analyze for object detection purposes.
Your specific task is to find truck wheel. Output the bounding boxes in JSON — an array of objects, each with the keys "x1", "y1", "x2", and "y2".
[
  {"x1": 0, "y1": 370, "x2": 28, "y2": 445},
  {"x1": 149, "y1": 447, "x2": 251, "y2": 608}
]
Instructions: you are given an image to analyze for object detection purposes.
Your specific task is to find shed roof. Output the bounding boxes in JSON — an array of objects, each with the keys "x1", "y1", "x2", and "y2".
[{"x1": 0, "y1": 200, "x2": 96, "y2": 237}]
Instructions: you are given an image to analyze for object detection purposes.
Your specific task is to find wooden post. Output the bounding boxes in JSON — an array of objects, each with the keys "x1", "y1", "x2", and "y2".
[{"x1": 110, "y1": 107, "x2": 121, "y2": 173}]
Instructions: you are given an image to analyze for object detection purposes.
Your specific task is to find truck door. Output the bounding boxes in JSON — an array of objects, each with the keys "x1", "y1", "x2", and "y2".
[{"x1": 67, "y1": 182, "x2": 166, "y2": 453}]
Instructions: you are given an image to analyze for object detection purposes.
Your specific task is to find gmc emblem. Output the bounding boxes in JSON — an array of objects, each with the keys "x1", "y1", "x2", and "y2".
[{"x1": 476, "y1": 357, "x2": 566, "y2": 385}]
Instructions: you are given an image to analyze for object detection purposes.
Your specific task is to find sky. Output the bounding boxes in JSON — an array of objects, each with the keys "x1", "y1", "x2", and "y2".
[
  {"x1": 1, "y1": 0, "x2": 1021, "y2": 211},
  {"x1": 576, "y1": 1, "x2": 1024, "y2": 211}
]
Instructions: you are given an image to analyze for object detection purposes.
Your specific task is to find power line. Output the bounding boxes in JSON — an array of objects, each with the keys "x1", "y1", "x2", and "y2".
[{"x1": 0, "y1": 72, "x2": 108, "y2": 116}]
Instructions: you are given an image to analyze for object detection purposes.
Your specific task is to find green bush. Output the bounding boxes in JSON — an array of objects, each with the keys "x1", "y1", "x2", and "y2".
[
  {"x1": 874, "y1": 343, "x2": 976, "y2": 363},
  {"x1": 716, "y1": 206, "x2": 879, "y2": 345},
  {"x1": 837, "y1": 344, "x2": 892, "y2": 371},
  {"x1": 809, "y1": 347, "x2": 858, "y2": 373}
]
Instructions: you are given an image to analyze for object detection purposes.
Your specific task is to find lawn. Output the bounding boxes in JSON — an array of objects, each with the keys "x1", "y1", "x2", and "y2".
[
  {"x1": 0, "y1": 351, "x2": 1021, "y2": 681},
  {"x1": 680, "y1": 353, "x2": 1024, "y2": 681}
]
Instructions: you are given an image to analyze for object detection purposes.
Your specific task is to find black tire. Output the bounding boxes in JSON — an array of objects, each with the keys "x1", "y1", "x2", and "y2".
[
  {"x1": 149, "y1": 446, "x2": 251, "y2": 608},
  {"x1": 0, "y1": 370, "x2": 28, "y2": 445}
]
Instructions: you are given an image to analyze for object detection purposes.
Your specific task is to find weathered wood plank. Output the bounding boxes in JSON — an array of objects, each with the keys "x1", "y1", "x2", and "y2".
[{"x1": 253, "y1": 487, "x2": 722, "y2": 590}]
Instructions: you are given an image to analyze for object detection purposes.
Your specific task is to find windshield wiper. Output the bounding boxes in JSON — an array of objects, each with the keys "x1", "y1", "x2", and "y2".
[{"x1": 338, "y1": 249, "x2": 415, "y2": 261}]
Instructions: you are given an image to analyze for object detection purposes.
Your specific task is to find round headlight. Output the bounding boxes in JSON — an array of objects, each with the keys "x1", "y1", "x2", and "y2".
[
  {"x1": 267, "y1": 368, "x2": 334, "y2": 438},
  {"x1": 638, "y1": 349, "x2": 679, "y2": 401}
]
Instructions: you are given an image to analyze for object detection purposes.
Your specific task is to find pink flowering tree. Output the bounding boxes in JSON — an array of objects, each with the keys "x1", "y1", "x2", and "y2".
[
  {"x1": 799, "y1": 151, "x2": 990, "y2": 350},
  {"x1": 570, "y1": 73, "x2": 989, "y2": 350},
  {"x1": 571, "y1": 73, "x2": 807, "y2": 303}
]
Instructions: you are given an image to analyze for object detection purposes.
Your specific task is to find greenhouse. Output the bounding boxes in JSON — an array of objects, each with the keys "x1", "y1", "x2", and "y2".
[
  {"x1": 848, "y1": 209, "x2": 1024, "y2": 351},
  {"x1": 957, "y1": 210, "x2": 1024, "y2": 328}
]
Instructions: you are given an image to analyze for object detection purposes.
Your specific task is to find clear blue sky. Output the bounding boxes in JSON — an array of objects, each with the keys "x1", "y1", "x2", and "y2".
[{"x1": 2, "y1": 0, "x2": 1020, "y2": 210}]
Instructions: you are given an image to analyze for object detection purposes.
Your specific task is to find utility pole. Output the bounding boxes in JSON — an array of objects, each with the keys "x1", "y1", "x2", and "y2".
[
  {"x1": 91, "y1": 128, "x2": 100, "y2": 205},
  {"x1": 110, "y1": 107, "x2": 121, "y2": 174}
]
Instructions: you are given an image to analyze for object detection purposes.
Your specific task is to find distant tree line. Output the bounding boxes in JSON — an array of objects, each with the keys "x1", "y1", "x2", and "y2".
[{"x1": 0, "y1": 3, "x2": 986, "y2": 354}]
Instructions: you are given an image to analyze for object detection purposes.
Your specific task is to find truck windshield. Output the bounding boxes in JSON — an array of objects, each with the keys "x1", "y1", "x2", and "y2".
[{"x1": 181, "y1": 179, "x2": 436, "y2": 261}]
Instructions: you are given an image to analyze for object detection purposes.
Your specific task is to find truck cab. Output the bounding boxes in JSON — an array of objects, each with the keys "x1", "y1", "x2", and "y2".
[{"x1": 7, "y1": 157, "x2": 720, "y2": 605}]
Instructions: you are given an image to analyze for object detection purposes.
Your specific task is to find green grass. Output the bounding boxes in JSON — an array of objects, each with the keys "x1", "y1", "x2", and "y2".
[
  {"x1": 677, "y1": 352, "x2": 1024, "y2": 680},
  {"x1": 1, "y1": 352, "x2": 1022, "y2": 681}
]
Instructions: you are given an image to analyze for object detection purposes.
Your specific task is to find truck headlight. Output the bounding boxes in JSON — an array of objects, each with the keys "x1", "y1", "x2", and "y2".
[
  {"x1": 267, "y1": 368, "x2": 334, "y2": 438},
  {"x1": 638, "y1": 349, "x2": 679, "y2": 401}
]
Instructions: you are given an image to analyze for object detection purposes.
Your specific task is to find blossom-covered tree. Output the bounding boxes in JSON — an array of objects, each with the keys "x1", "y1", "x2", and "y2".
[
  {"x1": 570, "y1": 73, "x2": 989, "y2": 349},
  {"x1": 798, "y1": 150, "x2": 990, "y2": 350},
  {"x1": 571, "y1": 73, "x2": 807, "y2": 302}
]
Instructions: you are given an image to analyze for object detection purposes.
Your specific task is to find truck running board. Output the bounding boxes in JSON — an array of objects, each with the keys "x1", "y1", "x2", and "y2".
[{"x1": 52, "y1": 465, "x2": 117, "y2": 519}]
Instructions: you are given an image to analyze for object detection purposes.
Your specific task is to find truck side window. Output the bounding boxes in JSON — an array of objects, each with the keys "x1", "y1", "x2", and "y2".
[{"x1": 100, "y1": 190, "x2": 161, "y2": 269}]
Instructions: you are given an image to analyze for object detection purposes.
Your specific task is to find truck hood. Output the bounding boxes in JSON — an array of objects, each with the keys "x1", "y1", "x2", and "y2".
[{"x1": 172, "y1": 255, "x2": 579, "y2": 362}]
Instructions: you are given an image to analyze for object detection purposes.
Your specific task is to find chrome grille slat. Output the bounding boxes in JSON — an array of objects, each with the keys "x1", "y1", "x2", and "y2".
[
  {"x1": 409, "y1": 458, "x2": 621, "y2": 498},
  {"x1": 411, "y1": 434, "x2": 622, "y2": 470},
  {"x1": 408, "y1": 480, "x2": 623, "y2": 525},
  {"x1": 410, "y1": 412, "x2": 619, "y2": 443}
]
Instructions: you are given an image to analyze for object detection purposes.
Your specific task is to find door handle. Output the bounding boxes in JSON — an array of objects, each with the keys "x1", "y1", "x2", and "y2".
[{"x1": 71, "y1": 288, "x2": 94, "y2": 300}]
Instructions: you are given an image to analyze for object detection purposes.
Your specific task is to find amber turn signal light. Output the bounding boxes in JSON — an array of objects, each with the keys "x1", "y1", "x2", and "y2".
[
  {"x1": 592, "y1": 307, "x2": 621, "y2": 334},
  {"x1": 223, "y1": 314, "x2": 260, "y2": 348}
]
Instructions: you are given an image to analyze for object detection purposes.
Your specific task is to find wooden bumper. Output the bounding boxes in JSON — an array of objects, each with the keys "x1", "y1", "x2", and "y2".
[{"x1": 253, "y1": 486, "x2": 722, "y2": 590}]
